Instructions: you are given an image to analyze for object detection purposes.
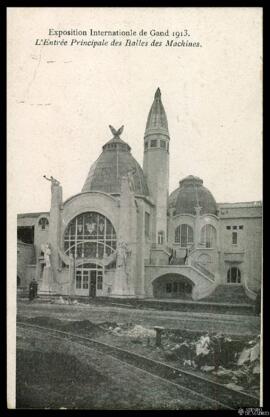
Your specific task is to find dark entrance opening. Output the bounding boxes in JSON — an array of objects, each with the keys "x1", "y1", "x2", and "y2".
[
  {"x1": 153, "y1": 274, "x2": 193, "y2": 299},
  {"x1": 90, "y1": 271, "x2": 97, "y2": 297},
  {"x1": 17, "y1": 226, "x2": 34, "y2": 244}
]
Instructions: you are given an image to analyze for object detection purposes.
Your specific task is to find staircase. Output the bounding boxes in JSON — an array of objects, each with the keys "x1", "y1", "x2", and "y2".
[
  {"x1": 170, "y1": 257, "x2": 185, "y2": 265},
  {"x1": 200, "y1": 284, "x2": 254, "y2": 304}
]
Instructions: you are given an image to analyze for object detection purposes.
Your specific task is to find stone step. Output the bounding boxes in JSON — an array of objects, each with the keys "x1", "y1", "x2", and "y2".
[{"x1": 201, "y1": 285, "x2": 253, "y2": 304}]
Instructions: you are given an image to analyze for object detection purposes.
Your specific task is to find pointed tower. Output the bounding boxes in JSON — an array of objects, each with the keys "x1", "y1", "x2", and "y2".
[{"x1": 143, "y1": 88, "x2": 170, "y2": 244}]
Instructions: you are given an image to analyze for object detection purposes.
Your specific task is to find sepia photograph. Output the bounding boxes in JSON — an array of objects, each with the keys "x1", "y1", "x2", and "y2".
[{"x1": 7, "y1": 7, "x2": 262, "y2": 410}]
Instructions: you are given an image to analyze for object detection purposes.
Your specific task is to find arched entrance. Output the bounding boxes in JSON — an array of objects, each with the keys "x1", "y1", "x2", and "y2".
[
  {"x1": 152, "y1": 274, "x2": 194, "y2": 299},
  {"x1": 63, "y1": 211, "x2": 117, "y2": 297}
]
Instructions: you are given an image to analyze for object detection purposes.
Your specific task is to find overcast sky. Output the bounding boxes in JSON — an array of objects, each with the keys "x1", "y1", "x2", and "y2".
[{"x1": 8, "y1": 7, "x2": 262, "y2": 214}]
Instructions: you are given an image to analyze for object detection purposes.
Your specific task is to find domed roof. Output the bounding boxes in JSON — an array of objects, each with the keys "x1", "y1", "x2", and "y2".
[
  {"x1": 82, "y1": 127, "x2": 149, "y2": 196},
  {"x1": 169, "y1": 175, "x2": 217, "y2": 216}
]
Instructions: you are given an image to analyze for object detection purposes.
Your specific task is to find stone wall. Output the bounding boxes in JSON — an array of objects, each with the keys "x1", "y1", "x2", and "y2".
[{"x1": 17, "y1": 242, "x2": 36, "y2": 288}]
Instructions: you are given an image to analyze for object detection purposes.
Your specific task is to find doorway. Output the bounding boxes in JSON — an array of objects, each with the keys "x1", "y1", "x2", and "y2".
[
  {"x1": 89, "y1": 270, "x2": 96, "y2": 297},
  {"x1": 75, "y1": 263, "x2": 103, "y2": 297}
]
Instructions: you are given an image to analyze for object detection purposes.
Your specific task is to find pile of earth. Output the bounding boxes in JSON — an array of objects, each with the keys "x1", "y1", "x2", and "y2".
[{"x1": 17, "y1": 315, "x2": 105, "y2": 338}]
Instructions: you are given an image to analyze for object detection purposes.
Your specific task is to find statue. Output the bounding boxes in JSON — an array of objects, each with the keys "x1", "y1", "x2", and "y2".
[
  {"x1": 43, "y1": 174, "x2": 60, "y2": 186},
  {"x1": 109, "y1": 125, "x2": 124, "y2": 138},
  {"x1": 39, "y1": 243, "x2": 53, "y2": 295},
  {"x1": 41, "y1": 243, "x2": 51, "y2": 268},
  {"x1": 116, "y1": 240, "x2": 131, "y2": 270}
]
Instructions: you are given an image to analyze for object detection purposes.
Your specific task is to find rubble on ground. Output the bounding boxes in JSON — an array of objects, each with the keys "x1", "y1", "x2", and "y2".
[
  {"x1": 100, "y1": 321, "x2": 260, "y2": 392},
  {"x1": 103, "y1": 322, "x2": 156, "y2": 342},
  {"x1": 161, "y1": 330, "x2": 260, "y2": 393},
  {"x1": 103, "y1": 321, "x2": 260, "y2": 394},
  {"x1": 126, "y1": 325, "x2": 155, "y2": 340},
  {"x1": 51, "y1": 296, "x2": 80, "y2": 305}
]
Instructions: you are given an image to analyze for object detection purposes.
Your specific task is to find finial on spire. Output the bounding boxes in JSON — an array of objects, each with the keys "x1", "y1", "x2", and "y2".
[
  {"x1": 155, "y1": 87, "x2": 161, "y2": 99},
  {"x1": 144, "y1": 88, "x2": 169, "y2": 135},
  {"x1": 109, "y1": 125, "x2": 124, "y2": 138}
]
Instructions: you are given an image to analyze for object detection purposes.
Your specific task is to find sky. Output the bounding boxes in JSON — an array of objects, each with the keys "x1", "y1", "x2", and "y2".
[{"x1": 7, "y1": 7, "x2": 262, "y2": 214}]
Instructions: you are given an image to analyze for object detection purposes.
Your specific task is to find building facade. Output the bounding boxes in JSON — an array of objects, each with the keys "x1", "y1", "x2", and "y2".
[{"x1": 17, "y1": 89, "x2": 262, "y2": 301}]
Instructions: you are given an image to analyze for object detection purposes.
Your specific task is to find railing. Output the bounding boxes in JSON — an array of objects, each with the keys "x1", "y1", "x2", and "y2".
[
  {"x1": 149, "y1": 244, "x2": 215, "y2": 282},
  {"x1": 191, "y1": 260, "x2": 215, "y2": 281},
  {"x1": 151, "y1": 243, "x2": 173, "y2": 255},
  {"x1": 243, "y1": 276, "x2": 257, "y2": 301},
  {"x1": 169, "y1": 257, "x2": 186, "y2": 265}
]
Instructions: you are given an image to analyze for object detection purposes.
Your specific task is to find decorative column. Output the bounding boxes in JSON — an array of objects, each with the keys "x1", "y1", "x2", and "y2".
[
  {"x1": 43, "y1": 176, "x2": 63, "y2": 293},
  {"x1": 194, "y1": 205, "x2": 202, "y2": 248},
  {"x1": 111, "y1": 176, "x2": 137, "y2": 297}
]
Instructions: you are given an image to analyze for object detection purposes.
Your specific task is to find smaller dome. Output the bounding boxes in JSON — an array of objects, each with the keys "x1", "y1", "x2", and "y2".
[{"x1": 171, "y1": 176, "x2": 217, "y2": 216}]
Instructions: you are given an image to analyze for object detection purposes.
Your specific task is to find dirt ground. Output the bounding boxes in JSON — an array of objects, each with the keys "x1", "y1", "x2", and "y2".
[
  {"x1": 16, "y1": 300, "x2": 261, "y2": 408},
  {"x1": 16, "y1": 326, "x2": 220, "y2": 410},
  {"x1": 17, "y1": 299, "x2": 260, "y2": 336}
]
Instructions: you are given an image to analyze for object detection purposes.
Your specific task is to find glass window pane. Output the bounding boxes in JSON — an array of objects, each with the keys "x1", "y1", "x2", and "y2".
[
  {"x1": 83, "y1": 275, "x2": 88, "y2": 289},
  {"x1": 166, "y1": 283, "x2": 172, "y2": 293},
  {"x1": 145, "y1": 212, "x2": 150, "y2": 237},
  {"x1": 201, "y1": 224, "x2": 216, "y2": 248},
  {"x1": 97, "y1": 275, "x2": 103, "y2": 290},
  {"x1": 181, "y1": 224, "x2": 187, "y2": 247},
  {"x1": 64, "y1": 212, "x2": 116, "y2": 260},
  {"x1": 158, "y1": 231, "x2": 164, "y2": 245},
  {"x1": 175, "y1": 226, "x2": 180, "y2": 243},
  {"x1": 76, "y1": 274, "x2": 81, "y2": 289},
  {"x1": 187, "y1": 226, "x2": 194, "y2": 244},
  {"x1": 232, "y1": 232, "x2": 237, "y2": 245}
]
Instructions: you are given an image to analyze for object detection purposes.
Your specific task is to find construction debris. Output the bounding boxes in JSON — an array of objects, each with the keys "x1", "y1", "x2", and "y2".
[
  {"x1": 161, "y1": 330, "x2": 260, "y2": 393},
  {"x1": 127, "y1": 325, "x2": 156, "y2": 340}
]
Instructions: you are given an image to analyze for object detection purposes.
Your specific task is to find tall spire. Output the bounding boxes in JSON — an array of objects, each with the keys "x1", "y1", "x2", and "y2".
[
  {"x1": 155, "y1": 87, "x2": 161, "y2": 99},
  {"x1": 144, "y1": 87, "x2": 169, "y2": 139},
  {"x1": 143, "y1": 88, "x2": 170, "y2": 246}
]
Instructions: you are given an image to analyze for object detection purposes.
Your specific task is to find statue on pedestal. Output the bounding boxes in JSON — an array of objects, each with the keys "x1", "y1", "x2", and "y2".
[
  {"x1": 43, "y1": 174, "x2": 60, "y2": 187},
  {"x1": 44, "y1": 243, "x2": 51, "y2": 268},
  {"x1": 109, "y1": 125, "x2": 124, "y2": 139},
  {"x1": 116, "y1": 240, "x2": 131, "y2": 271},
  {"x1": 39, "y1": 242, "x2": 53, "y2": 295},
  {"x1": 112, "y1": 240, "x2": 134, "y2": 296}
]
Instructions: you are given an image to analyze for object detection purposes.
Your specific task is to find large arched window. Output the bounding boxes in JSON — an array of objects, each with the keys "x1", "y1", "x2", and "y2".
[
  {"x1": 175, "y1": 224, "x2": 194, "y2": 247},
  {"x1": 64, "y1": 212, "x2": 116, "y2": 260},
  {"x1": 227, "y1": 266, "x2": 241, "y2": 283},
  {"x1": 200, "y1": 224, "x2": 216, "y2": 248}
]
